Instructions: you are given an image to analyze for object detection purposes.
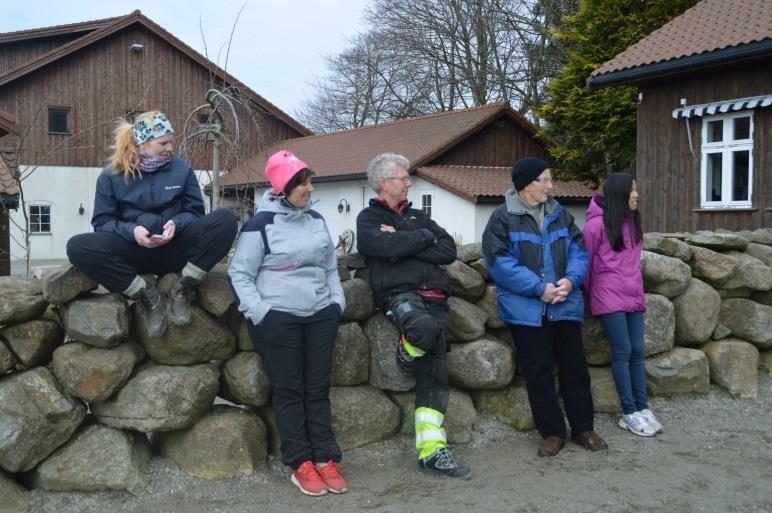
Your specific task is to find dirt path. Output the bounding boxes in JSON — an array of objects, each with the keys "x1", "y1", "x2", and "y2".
[{"x1": 31, "y1": 374, "x2": 772, "y2": 513}]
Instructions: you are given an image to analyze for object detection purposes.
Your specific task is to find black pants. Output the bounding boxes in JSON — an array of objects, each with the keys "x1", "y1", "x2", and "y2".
[
  {"x1": 509, "y1": 319, "x2": 594, "y2": 439},
  {"x1": 386, "y1": 292, "x2": 449, "y2": 414},
  {"x1": 66, "y1": 209, "x2": 237, "y2": 292},
  {"x1": 247, "y1": 304, "x2": 342, "y2": 469}
]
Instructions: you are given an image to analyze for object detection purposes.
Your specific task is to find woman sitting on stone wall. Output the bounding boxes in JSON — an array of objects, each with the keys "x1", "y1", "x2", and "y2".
[{"x1": 66, "y1": 111, "x2": 237, "y2": 338}]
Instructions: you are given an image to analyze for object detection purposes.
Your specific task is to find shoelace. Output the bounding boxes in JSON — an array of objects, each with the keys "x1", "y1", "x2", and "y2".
[
  {"x1": 433, "y1": 448, "x2": 457, "y2": 469},
  {"x1": 319, "y1": 462, "x2": 341, "y2": 479},
  {"x1": 297, "y1": 462, "x2": 322, "y2": 480}
]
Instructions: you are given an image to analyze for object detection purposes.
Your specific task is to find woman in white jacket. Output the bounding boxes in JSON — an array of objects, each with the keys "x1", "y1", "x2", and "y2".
[{"x1": 228, "y1": 150, "x2": 346, "y2": 497}]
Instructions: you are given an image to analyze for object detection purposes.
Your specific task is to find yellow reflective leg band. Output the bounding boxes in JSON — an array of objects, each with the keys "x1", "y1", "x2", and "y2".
[
  {"x1": 415, "y1": 407, "x2": 447, "y2": 460},
  {"x1": 401, "y1": 335, "x2": 426, "y2": 357}
]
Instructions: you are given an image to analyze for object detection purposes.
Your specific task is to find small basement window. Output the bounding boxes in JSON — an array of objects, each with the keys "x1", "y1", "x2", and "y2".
[
  {"x1": 29, "y1": 204, "x2": 51, "y2": 233},
  {"x1": 48, "y1": 107, "x2": 70, "y2": 134},
  {"x1": 421, "y1": 193, "x2": 433, "y2": 218}
]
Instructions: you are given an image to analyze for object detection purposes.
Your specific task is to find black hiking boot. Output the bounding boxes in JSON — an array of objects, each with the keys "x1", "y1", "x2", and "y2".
[
  {"x1": 168, "y1": 275, "x2": 198, "y2": 326},
  {"x1": 418, "y1": 447, "x2": 472, "y2": 480},
  {"x1": 136, "y1": 285, "x2": 167, "y2": 338}
]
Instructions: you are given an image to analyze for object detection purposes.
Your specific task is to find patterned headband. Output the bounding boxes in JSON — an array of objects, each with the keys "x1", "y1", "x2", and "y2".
[{"x1": 132, "y1": 112, "x2": 175, "y2": 145}]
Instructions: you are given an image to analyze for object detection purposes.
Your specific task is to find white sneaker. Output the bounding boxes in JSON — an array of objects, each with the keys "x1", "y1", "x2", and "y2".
[
  {"x1": 639, "y1": 409, "x2": 663, "y2": 433},
  {"x1": 617, "y1": 412, "x2": 657, "y2": 437}
]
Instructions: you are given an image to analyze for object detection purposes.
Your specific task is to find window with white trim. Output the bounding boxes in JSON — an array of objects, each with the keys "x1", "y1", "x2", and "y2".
[
  {"x1": 29, "y1": 205, "x2": 51, "y2": 233},
  {"x1": 421, "y1": 193, "x2": 433, "y2": 217},
  {"x1": 700, "y1": 112, "x2": 753, "y2": 208}
]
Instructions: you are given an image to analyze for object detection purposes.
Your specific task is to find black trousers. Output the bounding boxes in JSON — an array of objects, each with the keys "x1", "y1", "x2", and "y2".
[
  {"x1": 66, "y1": 209, "x2": 237, "y2": 292},
  {"x1": 386, "y1": 292, "x2": 449, "y2": 414},
  {"x1": 247, "y1": 304, "x2": 342, "y2": 469},
  {"x1": 509, "y1": 319, "x2": 594, "y2": 439}
]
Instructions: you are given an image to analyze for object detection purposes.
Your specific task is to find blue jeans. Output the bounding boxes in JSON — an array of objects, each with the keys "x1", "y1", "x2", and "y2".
[{"x1": 600, "y1": 311, "x2": 648, "y2": 415}]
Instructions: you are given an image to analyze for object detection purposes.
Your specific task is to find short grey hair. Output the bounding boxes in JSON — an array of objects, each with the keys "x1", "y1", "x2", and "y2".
[{"x1": 367, "y1": 153, "x2": 410, "y2": 193}]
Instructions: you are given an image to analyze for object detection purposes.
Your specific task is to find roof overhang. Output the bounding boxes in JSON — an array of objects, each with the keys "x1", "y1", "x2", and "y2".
[
  {"x1": 588, "y1": 40, "x2": 772, "y2": 89},
  {"x1": 672, "y1": 95, "x2": 772, "y2": 119}
]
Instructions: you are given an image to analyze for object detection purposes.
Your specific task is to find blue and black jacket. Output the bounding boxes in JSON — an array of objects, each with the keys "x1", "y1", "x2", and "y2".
[
  {"x1": 482, "y1": 188, "x2": 588, "y2": 327},
  {"x1": 91, "y1": 156, "x2": 205, "y2": 241}
]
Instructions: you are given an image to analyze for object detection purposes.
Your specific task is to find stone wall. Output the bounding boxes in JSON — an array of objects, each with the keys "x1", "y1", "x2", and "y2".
[{"x1": 1, "y1": 228, "x2": 771, "y2": 508}]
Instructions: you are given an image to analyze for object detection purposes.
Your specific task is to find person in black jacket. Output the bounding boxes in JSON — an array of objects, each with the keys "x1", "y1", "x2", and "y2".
[
  {"x1": 67, "y1": 111, "x2": 237, "y2": 337},
  {"x1": 356, "y1": 153, "x2": 471, "y2": 480}
]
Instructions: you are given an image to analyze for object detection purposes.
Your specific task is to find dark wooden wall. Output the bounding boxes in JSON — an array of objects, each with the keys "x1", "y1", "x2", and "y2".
[
  {"x1": 0, "y1": 209, "x2": 9, "y2": 276},
  {"x1": 0, "y1": 34, "x2": 86, "y2": 73},
  {"x1": 637, "y1": 60, "x2": 772, "y2": 232},
  {"x1": 429, "y1": 115, "x2": 551, "y2": 167},
  {"x1": 0, "y1": 25, "x2": 303, "y2": 171}
]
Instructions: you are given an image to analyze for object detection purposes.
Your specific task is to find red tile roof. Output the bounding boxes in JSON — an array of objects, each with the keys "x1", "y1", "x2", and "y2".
[
  {"x1": 222, "y1": 103, "x2": 544, "y2": 187},
  {"x1": 0, "y1": 110, "x2": 17, "y2": 138},
  {"x1": 0, "y1": 158, "x2": 19, "y2": 196},
  {"x1": 0, "y1": 11, "x2": 310, "y2": 136},
  {"x1": 417, "y1": 165, "x2": 594, "y2": 203},
  {"x1": 592, "y1": 0, "x2": 771, "y2": 79}
]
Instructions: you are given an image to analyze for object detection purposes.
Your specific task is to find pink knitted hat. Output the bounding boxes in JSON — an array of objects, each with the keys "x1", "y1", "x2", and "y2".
[{"x1": 264, "y1": 150, "x2": 309, "y2": 193}]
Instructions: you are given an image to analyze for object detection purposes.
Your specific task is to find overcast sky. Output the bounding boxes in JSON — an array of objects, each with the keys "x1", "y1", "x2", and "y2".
[{"x1": 0, "y1": 0, "x2": 371, "y2": 117}]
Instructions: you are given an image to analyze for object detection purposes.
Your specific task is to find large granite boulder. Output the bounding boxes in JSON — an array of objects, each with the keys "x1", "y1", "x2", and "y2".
[
  {"x1": 751, "y1": 289, "x2": 772, "y2": 307},
  {"x1": 133, "y1": 305, "x2": 236, "y2": 365},
  {"x1": 721, "y1": 251, "x2": 772, "y2": 291},
  {"x1": 645, "y1": 347, "x2": 709, "y2": 396},
  {"x1": 588, "y1": 366, "x2": 621, "y2": 413},
  {"x1": 475, "y1": 284, "x2": 505, "y2": 329},
  {"x1": 331, "y1": 322, "x2": 369, "y2": 386},
  {"x1": 330, "y1": 386, "x2": 400, "y2": 450},
  {"x1": 254, "y1": 406, "x2": 281, "y2": 458},
  {"x1": 219, "y1": 352, "x2": 271, "y2": 407},
  {"x1": 341, "y1": 278, "x2": 375, "y2": 321},
  {"x1": 41, "y1": 264, "x2": 98, "y2": 305},
  {"x1": 51, "y1": 340, "x2": 145, "y2": 403},
  {"x1": 0, "y1": 470, "x2": 30, "y2": 513},
  {"x1": 689, "y1": 246, "x2": 738, "y2": 287},
  {"x1": 582, "y1": 315, "x2": 612, "y2": 366},
  {"x1": 92, "y1": 363, "x2": 219, "y2": 432},
  {"x1": 448, "y1": 336, "x2": 514, "y2": 389},
  {"x1": 643, "y1": 234, "x2": 693, "y2": 261},
  {"x1": 745, "y1": 242, "x2": 772, "y2": 267},
  {"x1": 338, "y1": 253, "x2": 367, "y2": 269},
  {"x1": 363, "y1": 313, "x2": 414, "y2": 391},
  {"x1": 702, "y1": 339, "x2": 759, "y2": 399},
  {"x1": 0, "y1": 341, "x2": 17, "y2": 374},
  {"x1": 61, "y1": 293, "x2": 129, "y2": 348},
  {"x1": 0, "y1": 277, "x2": 47, "y2": 325},
  {"x1": 672, "y1": 279, "x2": 721, "y2": 346},
  {"x1": 390, "y1": 387, "x2": 477, "y2": 443},
  {"x1": 196, "y1": 265, "x2": 235, "y2": 319},
  {"x1": 456, "y1": 242, "x2": 483, "y2": 263},
  {"x1": 761, "y1": 350, "x2": 772, "y2": 376},
  {"x1": 447, "y1": 296, "x2": 488, "y2": 342},
  {"x1": 32, "y1": 421, "x2": 150, "y2": 493},
  {"x1": 445, "y1": 260, "x2": 486, "y2": 302},
  {"x1": 235, "y1": 318, "x2": 254, "y2": 352},
  {"x1": 644, "y1": 294, "x2": 675, "y2": 356},
  {"x1": 154, "y1": 406, "x2": 267, "y2": 480},
  {"x1": 469, "y1": 258, "x2": 490, "y2": 280},
  {"x1": 472, "y1": 379, "x2": 534, "y2": 431},
  {"x1": 0, "y1": 367, "x2": 86, "y2": 472},
  {"x1": 719, "y1": 299, "x2": 772, "y2": 348},
  {"x1": 0, "y1": 319, "x2": 63, "y2": 368},
  {"x1": 641, "y1": 251, "x2": 691, "y2": 298},
  {"x1": 685, "y1": 232, "x2": 748, "y2": 251}
]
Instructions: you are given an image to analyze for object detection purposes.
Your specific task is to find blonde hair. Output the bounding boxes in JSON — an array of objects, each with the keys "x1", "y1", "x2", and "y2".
[{"x1": 109, "y1": 110, "x2": 163, "y2": 180}]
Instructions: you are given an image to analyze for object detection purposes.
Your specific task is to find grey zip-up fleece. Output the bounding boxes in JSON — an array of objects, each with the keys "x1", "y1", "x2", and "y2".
[{"x1": 228, "y1": 190, "x2": 345, "y2": 325}]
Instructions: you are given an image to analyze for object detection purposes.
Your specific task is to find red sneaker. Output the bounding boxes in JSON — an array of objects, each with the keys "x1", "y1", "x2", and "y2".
[
  {"x1": 290, "y1": 461, "x2": 327, "y2": 496},
  {"x1": 316, "y1": 460, "x2": 348, "y2": 493}
]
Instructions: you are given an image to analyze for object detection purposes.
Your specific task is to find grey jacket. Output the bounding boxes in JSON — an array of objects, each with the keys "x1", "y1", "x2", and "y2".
[{"x1": 228, "y1": 190, "x2": 345, "y2": 325}]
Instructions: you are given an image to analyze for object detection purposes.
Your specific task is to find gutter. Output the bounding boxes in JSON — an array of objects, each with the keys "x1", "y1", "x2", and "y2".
[{"x1": 587, "y1": 40, "x2": 772, "y2": 89}]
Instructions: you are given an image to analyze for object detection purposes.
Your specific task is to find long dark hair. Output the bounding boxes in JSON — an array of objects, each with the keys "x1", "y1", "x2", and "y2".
[{"x1": 602, "y1": 172, "x2": 642, "y2": 252}]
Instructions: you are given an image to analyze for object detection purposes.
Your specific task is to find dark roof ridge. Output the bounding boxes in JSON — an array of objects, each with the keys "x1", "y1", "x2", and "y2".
[{"x1": 0, "y1": 12, "x2": 132, "y2": 43}]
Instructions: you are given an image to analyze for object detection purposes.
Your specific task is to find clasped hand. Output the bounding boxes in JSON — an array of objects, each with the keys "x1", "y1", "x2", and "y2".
[
  {"x1": 540, "y1": 278, "x2": 572, "y2": 304},
  {"x1": 134, "y1": 220, "x2": 176, "y2": 248}
]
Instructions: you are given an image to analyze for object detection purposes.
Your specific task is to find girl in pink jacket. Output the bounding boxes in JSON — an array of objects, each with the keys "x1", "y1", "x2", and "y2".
[{"x1": 583, "y1": 173, "x2": 663, "y2": 437}]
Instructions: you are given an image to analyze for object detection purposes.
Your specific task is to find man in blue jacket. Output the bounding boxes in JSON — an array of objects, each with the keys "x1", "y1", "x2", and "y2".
[{"x1": 482, "y1": 157, "x2": 607, "y2": 457}]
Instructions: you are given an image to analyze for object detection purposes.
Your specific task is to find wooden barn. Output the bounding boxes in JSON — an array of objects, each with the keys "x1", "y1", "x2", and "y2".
[
  {"x1": 221, "y1": 103, "x2": 594, "y2": 246},
  {"x1": 0, "y1": 10, "x2": 309, "y2": 265},
  {"x1": 0, "y1": 109, "x2": 18, "y2": 275},
  {"x1": 589, "y1": 0, "x2": 771, "y2": 232}
]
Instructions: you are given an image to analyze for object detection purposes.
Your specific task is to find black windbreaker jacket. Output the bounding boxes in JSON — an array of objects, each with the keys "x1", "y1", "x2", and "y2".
[{"x1": 356, "y1": 199, "x2": 457, "y2": 308}]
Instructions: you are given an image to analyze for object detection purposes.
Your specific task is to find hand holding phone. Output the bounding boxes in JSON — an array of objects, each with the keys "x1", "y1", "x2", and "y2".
[{"x1": 150, "y1": 234, "x2": 165, "y2": 240}]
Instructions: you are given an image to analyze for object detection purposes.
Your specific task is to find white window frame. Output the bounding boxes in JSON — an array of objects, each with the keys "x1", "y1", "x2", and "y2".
[
  {"x1": 29, "y1": 204, "x2": 52, "y2": 234},
  {"x1": 700, "y1": 111, "x2": 753, "y2": 208},
  {"x1": 420, "y1": 191, "x2": 433, "y2": 218}
]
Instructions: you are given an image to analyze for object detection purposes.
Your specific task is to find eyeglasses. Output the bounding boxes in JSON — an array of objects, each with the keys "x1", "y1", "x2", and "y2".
[
  {"x1": 533, "y1": 176, "x2": 553, "y2": 184},
  {"x1": 386, "y1": 175, "x2": 411, "y2": 184}
]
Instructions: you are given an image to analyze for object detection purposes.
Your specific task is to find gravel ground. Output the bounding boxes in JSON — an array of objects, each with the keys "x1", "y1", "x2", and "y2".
[{"x1": 29, "y1": 373, "x2": 772, "y2": 513}]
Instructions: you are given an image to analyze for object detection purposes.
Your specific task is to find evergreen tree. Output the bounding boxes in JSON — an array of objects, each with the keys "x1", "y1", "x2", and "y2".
[{"x1": 539, "y1": 0, "x2": 698, "y2": 184}]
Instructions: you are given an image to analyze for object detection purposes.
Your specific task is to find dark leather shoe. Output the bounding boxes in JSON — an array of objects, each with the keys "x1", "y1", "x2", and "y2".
[
  {"x1": 571, "y1": 431, "x2": 608, "y2": 451},
  {"x1": 537, "y1": 436, "x2": 566, "y2": 457}
]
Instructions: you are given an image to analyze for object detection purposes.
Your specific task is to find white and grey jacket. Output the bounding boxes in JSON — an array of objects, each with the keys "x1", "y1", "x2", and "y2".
[{"x1": 228, "y1": 190, "x2": 345, "y2": 325}]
